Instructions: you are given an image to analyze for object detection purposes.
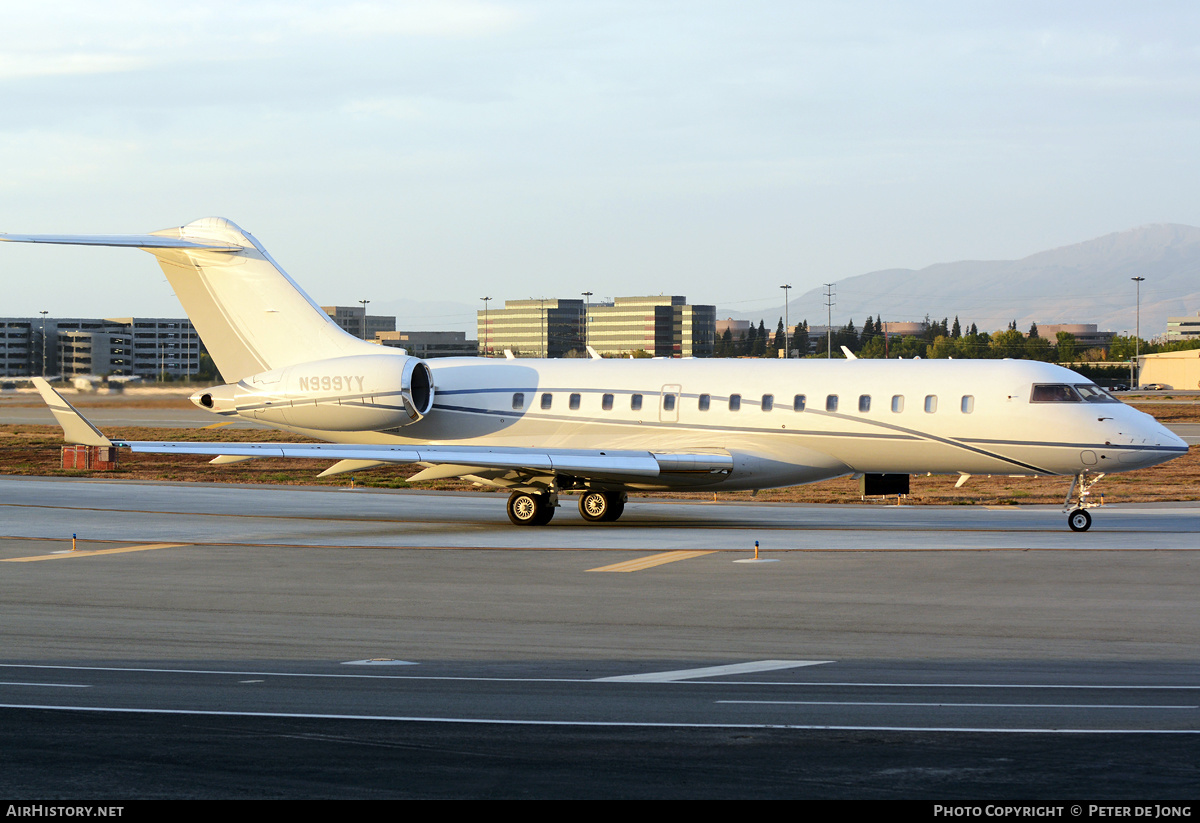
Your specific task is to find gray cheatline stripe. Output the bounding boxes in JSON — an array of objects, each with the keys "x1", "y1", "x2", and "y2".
[
  {"x1": 1, "y1": 704, "x2": 1197, "y2": 734},
  {"x1": 594, "y1": 660, "x2": 832, "y2": 683},
  {"x1": 717, "y1": 700, "x2": 1198, "y2": 709}
]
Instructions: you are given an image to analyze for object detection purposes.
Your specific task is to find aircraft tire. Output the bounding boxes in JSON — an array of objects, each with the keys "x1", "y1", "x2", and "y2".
[
  {"x1": 603, "y1": 495, "x2": 625, "y2": 522},
  {"x1": 579, "y1": 491, "x2": 611, "y2": 522},
  {"x1": 507, "y1": 491, "x2": 552, "y2": 526},
  {"x1": 579, "y1": 491, "x2": 625, "y2": 523},
  {"x1": 1068, "y1": 509, "x2": 1092, "y2": 532}
]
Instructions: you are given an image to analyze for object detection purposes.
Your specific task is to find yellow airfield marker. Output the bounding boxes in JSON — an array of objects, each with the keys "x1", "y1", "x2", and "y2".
[
  {"x1": 587, "y1": 550, "x2": 715, "y2": 572},
  {"x1": 4, "y1": 543, "x2": 188, "y2": 562}
]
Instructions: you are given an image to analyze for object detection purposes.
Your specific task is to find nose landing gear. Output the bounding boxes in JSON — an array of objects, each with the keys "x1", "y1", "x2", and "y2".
[
  {"x1": 1064, "y1": 471, "x2": 1105, "y2": 532},
  {"x1": 1068, "y1": 509, "x2": 1092, "y2": 532}
]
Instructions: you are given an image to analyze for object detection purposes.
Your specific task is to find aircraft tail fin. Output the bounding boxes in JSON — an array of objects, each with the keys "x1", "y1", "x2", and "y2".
[{"x1": 3, "y1": 218, "x2": 379, "y2": 382}]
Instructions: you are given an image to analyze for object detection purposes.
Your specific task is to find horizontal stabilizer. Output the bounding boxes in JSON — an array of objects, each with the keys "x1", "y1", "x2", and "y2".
[
  {"x1": 3, "y1": 217, "x2": 378, "y2": 382},
  {"x1": 0, "y1": 233, "x2": 241, "y2": 250}
]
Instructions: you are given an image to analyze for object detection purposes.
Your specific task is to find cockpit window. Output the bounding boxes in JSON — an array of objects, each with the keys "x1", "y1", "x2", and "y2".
[
  {"x1": 1030, "y1": 384, "x2": 1081, "y2": 402},
  {"x1": 1073, "y1": 384, "x2": 1121, "y2": 403}
]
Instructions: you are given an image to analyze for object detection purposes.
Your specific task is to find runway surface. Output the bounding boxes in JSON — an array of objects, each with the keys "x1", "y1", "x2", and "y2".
[{"x1": 1, "y1": 477, "x2": 1198, "y2": 798}]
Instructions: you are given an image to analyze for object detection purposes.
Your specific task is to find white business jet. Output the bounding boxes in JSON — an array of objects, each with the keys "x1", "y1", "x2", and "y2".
[{"x1": 3, "y1": 218, "x2": 1188, "y2": 530}]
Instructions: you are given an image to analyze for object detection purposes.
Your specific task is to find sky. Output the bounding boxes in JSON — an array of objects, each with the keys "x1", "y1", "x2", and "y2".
[{"x1": 3, "y1": 1, "x2": 1200, "y2": 330}]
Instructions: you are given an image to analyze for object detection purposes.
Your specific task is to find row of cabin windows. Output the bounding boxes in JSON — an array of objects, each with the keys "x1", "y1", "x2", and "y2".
[{"x1": 512, "y1": 391, "x2": 976, "y2": 414}]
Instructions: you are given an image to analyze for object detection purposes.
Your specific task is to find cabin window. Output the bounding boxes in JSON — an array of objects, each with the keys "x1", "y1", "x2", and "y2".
[
  {"x1": 961, "y1": 395, "x2": 974, "y2": 413},
  {"x1": 663, "y1": 394, "x2": 676, "y2": 412},
  {"x1": 698, "y1": 394, "x2": 710, "y2": 411},
  {"x1": 602, "y1": 393, "x2": 614, "y2": 411},
  {"x1": 826, "y1": 394, "x2": 838, "y2": 412},
  {"x1": 793, "y1": 394, "x2": 806, "y2": 411},
  {"x1": 569, "y1": 393, "x2": 581, "y2": 410},
  {"x1": 761, "y1": 394, "x2": 774, "y2": 411},
  {"x1": 512, "y1": 392, "x2": 525, "y2": 410},
  {"x1": 858, "y1": 395, "x2": 871, "y2": 412},
  {"x1": 924, "y1": 395, "x2": 938, "y2": 413},
  {"x1": 729, "y1": 394, "x2": 741, "y2": 412},
  {"x1": 541, "y1": 393, "x2": 553, "y2": 410},
  {"x1": 891, "y1": 395, "x2": 904, "y2": 413},
  {"x1": 631, "y1": 394, "x2": 643, "y2": 411}
]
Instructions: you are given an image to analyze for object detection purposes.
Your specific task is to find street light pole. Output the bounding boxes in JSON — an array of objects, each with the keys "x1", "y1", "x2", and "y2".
[
  {"x1": 480, "y1": 296, "x2": 491, "y2": 357},
  {"x1": 823, "y1": 284, "x2": 835, "y2": 359},
  {"x1": 1131, "y1": 276, "x2": 1145, "y2": 387},
  {"x1": 779, "y1": 284, "x2": 791, "y2": 358},
  {"x1": 39, "y1": 310, "x2": 48, "y2": 378},
  {"x1": 358, "y1": 299, "x2": 370, "y2": 341}
]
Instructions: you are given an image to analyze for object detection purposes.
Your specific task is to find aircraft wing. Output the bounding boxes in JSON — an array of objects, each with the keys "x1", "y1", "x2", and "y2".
[{"x1": 31, "y1": 379, "x2": 732, "y2": 486}]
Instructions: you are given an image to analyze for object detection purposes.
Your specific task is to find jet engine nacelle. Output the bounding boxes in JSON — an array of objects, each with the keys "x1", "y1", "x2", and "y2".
[{"x1": 191, "y1": 353, "x2": 434, "y2": 432}]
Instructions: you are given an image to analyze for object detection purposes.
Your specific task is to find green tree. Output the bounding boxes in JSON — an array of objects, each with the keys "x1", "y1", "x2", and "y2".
[
  {"x1": 858, "y1": 335, "x2": 886, "y2": 359},
  {"x1": 753, "y1": 320, "x2": 768, "y2": 357},
  {"x1": 928, "y1": 335, "x2": 955, "y2": 359},
  {"x1": 1108, "y1": 335, "x2": 1147, "y2": 361},
  {"x1": 894, "y1": 336, "x2": 928, "y2": 359},
  {"x1": 990, "y1": 329, "x2": 1026, "y2": 359},
  {"x1": 793, "y1": 320, "x2": 809, "y2": 357},
  {"x1": 1025, "y1": 335, "x2": 1053, "y2": 361},
  {"x1": 1055, "y1": 331, "x2": 1077, "y2": 363}
]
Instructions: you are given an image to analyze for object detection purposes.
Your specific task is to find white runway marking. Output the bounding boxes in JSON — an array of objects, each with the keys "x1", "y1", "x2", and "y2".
[
  {"x1": 595, "y1": 660, "x2": 832, "y2": 682},
  {"x1": 0, "y1": 681, "x2": 90, "y2": 688},
  {"x1": 718, "y1": 700, "x2": 1198, "y2": 709}
]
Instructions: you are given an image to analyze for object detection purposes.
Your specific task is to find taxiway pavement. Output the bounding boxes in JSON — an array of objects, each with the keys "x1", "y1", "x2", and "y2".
[{"x1": 1, "y1": 477, "x2": 1197, "y2": 798}]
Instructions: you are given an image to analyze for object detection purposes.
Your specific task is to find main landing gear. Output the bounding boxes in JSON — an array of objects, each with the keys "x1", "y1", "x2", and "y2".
[
  {"x1": 506, "y1": 491, "x2": 556, "y2": 526},
  {"x1": 1064, "y1": 471, "x2": 1105, "y2": 532},
  {"x1": 578, "y1": 491, "x2": 626, "y2": 523},
  {"x1": 505, "y1": 490, "x2": 628, "y2": 526}
]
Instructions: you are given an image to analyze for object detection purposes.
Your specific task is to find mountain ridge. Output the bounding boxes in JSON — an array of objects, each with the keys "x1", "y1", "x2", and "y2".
[{"x1": 732, "y1": 224, "x2": 1200, "y2": 337}]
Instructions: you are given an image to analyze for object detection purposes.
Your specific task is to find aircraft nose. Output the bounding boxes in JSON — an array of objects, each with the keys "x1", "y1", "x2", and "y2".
[
  {"x1": 1158, "y1": 424, "x2": 1190, "y2": 451},
  {"x1": 1136, "y1": 420, "x2": 1191, "y2": 467}
]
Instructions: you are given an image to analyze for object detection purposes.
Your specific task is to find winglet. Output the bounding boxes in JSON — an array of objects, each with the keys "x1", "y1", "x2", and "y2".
[{"x1": 31, "y1": 378, "x2": 114, "y2": 447}]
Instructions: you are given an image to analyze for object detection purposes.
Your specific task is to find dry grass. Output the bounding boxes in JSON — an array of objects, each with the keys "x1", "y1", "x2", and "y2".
[{"x1": 2, "y1": 401, "x2": 1196, "y2": 504}]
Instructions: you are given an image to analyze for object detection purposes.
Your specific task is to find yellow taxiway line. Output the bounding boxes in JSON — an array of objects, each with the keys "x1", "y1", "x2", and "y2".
[
  {"x1": 587, "y1": 549, "x2": 716, "y2": 572},
  {"x1": 3, "y1": 543, "x2": 188, "y2": 562}
]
